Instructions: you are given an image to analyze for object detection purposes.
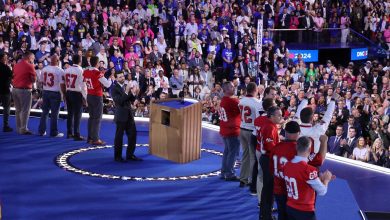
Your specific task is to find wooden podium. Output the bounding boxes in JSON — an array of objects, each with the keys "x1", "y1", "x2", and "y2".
[{"x1": 149, "y1": 98, "x2": 202, "y2": 163}]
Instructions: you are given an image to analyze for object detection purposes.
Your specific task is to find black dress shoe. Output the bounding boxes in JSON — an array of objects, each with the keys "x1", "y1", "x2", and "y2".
[
  {"x1": 225, "y1": 176, "x2": 240, "y2": 182},
  {"x1": 73, "y1": 136, "x2": 85, "y2": 141},
  {"x1": 239, "y1": 181, "x2": 247, "y2": 188},
  {"x1": 126, "y1": 155, "x2": 143, "y2": 161},
  {"x1": 3, "y1": 126, "x2": 13, "y2": 132},
  {"x1": 22, "y1": 130, "x2": 33, "y2": 135},
  {"x1": 114, "y1": 158, "x2": 125, "y2": 163},
  {"x1": 67, "y1": 134, "x2": 74, "y2": 139}
]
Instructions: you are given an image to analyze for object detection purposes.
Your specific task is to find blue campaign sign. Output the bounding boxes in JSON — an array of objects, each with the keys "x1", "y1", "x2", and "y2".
[
  {"x1": 351, "y1": 48, "x2": 368, "y2": 60},
  {"x1": 289, "y1": 50, "x2": 319, "y2": 62}
]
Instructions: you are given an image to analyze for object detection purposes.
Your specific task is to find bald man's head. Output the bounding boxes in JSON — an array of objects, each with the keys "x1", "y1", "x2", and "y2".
[{"x1": 50, "y1": 54, "x2": 59, "y2": 66}]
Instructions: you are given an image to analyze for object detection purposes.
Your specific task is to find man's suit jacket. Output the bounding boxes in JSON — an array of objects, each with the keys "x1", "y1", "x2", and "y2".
[
  {"x1": 335, "y1": 107, "x2": 350, "y2": 125},
  {"x1": 340, "y1": 137, "x2": 357, "y2": 157},
  {"x1": 367, "y1": 75, "x2": 383, "y2": 90},
  {"x1": 328, "y1": 136, "x2": 342, "y2": 156},
  {"x1": 342, "y1": 122, "x2": 361, "y2": 139},
  {"x1": 299, "y1": 16, "x2": 315, "y2": 29},
  {"x1": 188, "y1": 57, "x2": 205, "y2": 69},
  {"x1": 111, "y1": 82, "x2": 137, "y2": 123},
  {"x1": 229, "y1": 31, "x2": 242, "y2": 47}
]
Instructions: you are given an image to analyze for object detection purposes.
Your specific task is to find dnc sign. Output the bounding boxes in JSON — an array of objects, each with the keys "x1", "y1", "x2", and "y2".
[{"x1": 351, "y1": 48, "x2": 368, "y2": 61}]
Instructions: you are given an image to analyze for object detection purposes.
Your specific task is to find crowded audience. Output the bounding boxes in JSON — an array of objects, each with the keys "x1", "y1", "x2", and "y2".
[{"x1": 0, "y1": 0, "x2": 390, "y2": 172}]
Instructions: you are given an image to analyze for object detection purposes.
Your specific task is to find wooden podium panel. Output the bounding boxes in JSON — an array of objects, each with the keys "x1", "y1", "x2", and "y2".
[{"x1": 149, "y1": 98, "x2": 202, "y2": 163}]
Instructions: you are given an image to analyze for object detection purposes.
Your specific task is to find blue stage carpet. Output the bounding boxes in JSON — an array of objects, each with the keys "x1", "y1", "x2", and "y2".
[{"x1": 0, "y1": 116, "x2": 362, "y2": 219}]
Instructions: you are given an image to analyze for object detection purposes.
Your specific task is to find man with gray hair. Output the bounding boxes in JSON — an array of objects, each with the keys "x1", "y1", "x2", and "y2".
[{"x1": 12, "y1": 51, "x2": 36, "y2": 135}]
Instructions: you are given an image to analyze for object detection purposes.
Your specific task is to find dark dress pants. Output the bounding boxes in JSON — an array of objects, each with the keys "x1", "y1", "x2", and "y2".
[
  {"x1": 66, "y1": 91, "x2": 83, "y2": 137},
  {"x1": 114, "y1": 119, "x2": 137, "y2": 159},
  {"x1": 0, "y1": 94, "x2": 11, "y2": 128}
]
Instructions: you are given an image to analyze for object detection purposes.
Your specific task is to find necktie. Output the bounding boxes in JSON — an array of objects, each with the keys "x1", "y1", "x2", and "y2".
[
  {"x1": 348, "y1": 138, "x2": 352, "y2": 145},
  {"x1": 334, "y1": 136, "x2": 339, "y2": 144}
]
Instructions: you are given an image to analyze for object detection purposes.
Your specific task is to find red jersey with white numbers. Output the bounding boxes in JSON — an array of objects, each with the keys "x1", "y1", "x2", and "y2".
[
  {"x1": 83, "y1": 68, "x2": 104, "y2": 97},
  {"x1": 270, "y1": 141, "x2": 297, "y2": 195},
  {"x1": 219, "y1": 96, "x2": 241, "y2": 137},
  {"x1": 254, "y1": 116, "x2": 279, "y2": 155},
  {"x1": 271, "y1": 141, "x2": 324, "y2": 195},
  {"x1": 283, "y1": 161, "x2": 318, "y2": 211}
]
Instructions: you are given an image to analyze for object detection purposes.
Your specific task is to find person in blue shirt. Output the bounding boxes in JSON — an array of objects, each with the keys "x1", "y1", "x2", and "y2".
[
  {"x1": 222, "y1": 42, "x2": 235, "y2": 80},
  {"x1": 110, "y1": 49, "x2": 124, "y2": 72}
]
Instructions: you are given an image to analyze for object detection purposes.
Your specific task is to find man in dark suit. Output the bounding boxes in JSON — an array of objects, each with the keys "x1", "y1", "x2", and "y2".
[
  {"x1": 340, "y1": 127, "x2": 358, "y2": 158},
  {"x1": 299, "y1": 12, "x2": 314, "y2": 42},
  {"x1": 188, "y1": 51, "x2": 205, "y2": 69},
  {"x1": 342, "y1": 116, "x2": 361, "y2": 138},
  {"x1": 155, "y1": 81, "x2": 174, "y2": 99},
  {"x1": 328, "y1": 125, "x2": 343, "y2": 155},
  {"x1": 111, "y1": 72, "x2": 143, "y2": 162},
  {"x1": 0, "y1": 53, "x2": 13, "y2": 132},
  {"x1": 335, "y1": 100, "x2": 350, "y2": 126},
  {"x1": 367, "y1": 69, "x2": 383, "y2": 91}
]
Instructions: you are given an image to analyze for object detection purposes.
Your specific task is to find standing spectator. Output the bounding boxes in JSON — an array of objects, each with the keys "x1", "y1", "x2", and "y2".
[
  {"x1": 340, "y1": 12, "x2": 350, "y2": 44},
  {"x1": 0, "y1": 53, "x2": 13, "y2": 132},
  {"x1": 12, "y1": 51, "x2": 36, "y2": 135},
  {"x1": 283, "y1": 136, "x2": 335, "y2": 220},
  {"x1": 83, "y1": 56, "x2": 112, "y2": 145},
  {"x1": 222, "y1": 42, "x2": 235, "y2": 80},
  {"x1": 218, "y1": 81, "x2": 241, "y2": 181},
  {"x1": 37, "y1": 55, "x2": 64, "y2": 137},
  {"x1": 63, "y1": 54, "x2": 87, "y2": 141},
  {"x1": 340, "y1": 127, "x2": 358, "y2": 158},
  {"x1": 328, "y1": 125, "x2": 344, "y2": 156},
  {"x1": 169, "y1": 68, "x2": 184, "y2": 97}
]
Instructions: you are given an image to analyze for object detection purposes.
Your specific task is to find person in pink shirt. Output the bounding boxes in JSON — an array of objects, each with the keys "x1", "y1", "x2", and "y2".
[
  {"x1": 313, "y1": 12, "x2": 324, "y2": 43},
  {"x1": 32, "y1": 13, "x2": 44, "y2": 34},
  {"x1": 139, "y1": 22, "x2": 155, "y2": 44},
  {"x1": 384, "y1": 25, "x2": 390, "y2": 49},
  {"x1": 124, "y1": 46, "x2": 139, "y2": 69},
  {"x1": 124, "y1": 29, "x2": 137, "y2": 54}
]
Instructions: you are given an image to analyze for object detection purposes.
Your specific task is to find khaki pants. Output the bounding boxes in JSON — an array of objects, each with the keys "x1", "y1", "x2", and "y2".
[{"x1": 12, "y1": 88, "x2": 32, "y2": 134}]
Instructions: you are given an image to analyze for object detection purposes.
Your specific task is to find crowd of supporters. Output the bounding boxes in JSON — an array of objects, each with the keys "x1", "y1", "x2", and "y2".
[{"x1": 0, "y1": 0, "x2": 389, "y2": 167}]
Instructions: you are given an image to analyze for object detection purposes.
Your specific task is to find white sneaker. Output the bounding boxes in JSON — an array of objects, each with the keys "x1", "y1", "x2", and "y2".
[
  {"x1": 54, "y1": 133, "x2": 64, "y2": 138},
  {"x1": 39, "y1": 131, "x2": 47, "y2": 136}
]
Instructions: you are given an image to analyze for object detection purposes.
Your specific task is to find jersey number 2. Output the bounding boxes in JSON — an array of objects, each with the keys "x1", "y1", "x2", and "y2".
[{"x1": 239, "y1": 105, "x2": 252, "y2": 123}]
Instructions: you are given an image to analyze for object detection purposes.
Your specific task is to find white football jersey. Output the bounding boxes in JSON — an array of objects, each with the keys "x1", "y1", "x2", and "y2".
[
  {"x1": 64, "y1": 65, "x2": 87, "y2": 99},
  {"x1": 238, "y1": 96, "x2": 262, "y2": 131},
  {"x1": 40, "y1": 65, "x2": 64, "y2": 92}
]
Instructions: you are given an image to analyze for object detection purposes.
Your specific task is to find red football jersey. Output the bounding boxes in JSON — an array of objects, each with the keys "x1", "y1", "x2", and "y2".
[
  {"x1": 219, "y1": 96, "x2": 241, "y2": 137},
  {"x1": 283, "y1": 161, "x2": 319, "y2": 212},
  {"x1": 83, "y1": 68, "x2": 104, "y2": 97},
  {"x1": 254, "y1": 116, "x2": 279, "y2": 155},
  {"x1": 270, "y1": 141, "x2": 324, "y2": 195},
  {"x1": 270, "y1": 141, "x2": 297, "y2": 195}
]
